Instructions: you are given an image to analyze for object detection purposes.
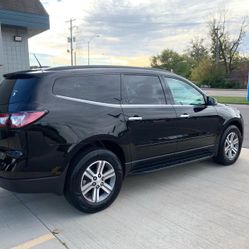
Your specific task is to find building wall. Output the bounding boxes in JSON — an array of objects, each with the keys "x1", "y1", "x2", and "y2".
[{"x1": 0, "y1": 25, "x2": 30, "y2": 81}]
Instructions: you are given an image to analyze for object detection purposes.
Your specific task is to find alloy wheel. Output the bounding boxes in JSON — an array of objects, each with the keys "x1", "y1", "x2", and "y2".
[
  {"x1": 80, "y1": 160, "x2": 116, "y2": 203},
  {"x1": 224, "y1": 132, "x2": 239, "y2": 160}
]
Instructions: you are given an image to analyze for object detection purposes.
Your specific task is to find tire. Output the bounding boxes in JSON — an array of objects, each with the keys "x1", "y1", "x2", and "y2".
[
  {"x1": 65, "y1": 149, "x2": 123, "y2": 213},
  {"x1": 214, "y1": 125, "x2": 242, "y2": 166}
]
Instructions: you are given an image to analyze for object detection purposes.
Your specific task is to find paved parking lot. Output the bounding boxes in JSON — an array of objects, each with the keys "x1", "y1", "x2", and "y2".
[
  {"x1": 1, "y1": 148, "x2": 249, "y2": 249},
  {"x1": 230, "y1": 105, "x2": 249, "y2": 148},
  {"x1": 202, "y1": 88, "x2": 247, "y2": 97}
]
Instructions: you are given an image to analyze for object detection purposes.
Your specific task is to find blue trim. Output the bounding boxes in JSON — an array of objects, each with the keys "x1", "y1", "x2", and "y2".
[{"x1": 0, "y1": 9, "x2": 49, "y2": 31}]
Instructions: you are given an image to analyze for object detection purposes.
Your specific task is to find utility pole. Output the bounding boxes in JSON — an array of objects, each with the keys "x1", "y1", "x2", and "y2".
[
  {"x1": 66, "y1": 18, "x2": 76, "y2": 66},
  {"x1": 70, "y1": 19, "x2": 73, "y2": 66}
]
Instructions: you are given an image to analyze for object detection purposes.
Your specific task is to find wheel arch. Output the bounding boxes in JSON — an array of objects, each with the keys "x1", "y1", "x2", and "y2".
[
  {"x1": 64, "y1": 135, "x2": 130, "y2": 184},
  {"x1": 215, "y1": 118, "x2": 243, "y2": 156},
  {"x1": 223, "y1": 118, "x2": 243, "y2": 137}
]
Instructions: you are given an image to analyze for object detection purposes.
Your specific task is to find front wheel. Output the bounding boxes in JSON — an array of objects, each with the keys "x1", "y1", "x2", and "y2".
[
  {"x1": 65, "y1": 149, "x2": 123, "y2": 213},
  {"x1": 214, "y1": 125, "x2": 242, "y2": 166}
]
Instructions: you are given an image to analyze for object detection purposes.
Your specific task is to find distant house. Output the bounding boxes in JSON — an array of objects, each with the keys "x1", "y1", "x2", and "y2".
[
  {"x1": 0, "y1": 0, "x2": 49, "y2": 80},
  {"x1": 228, "y1": 62, "x2": 249, "y2": 89}
]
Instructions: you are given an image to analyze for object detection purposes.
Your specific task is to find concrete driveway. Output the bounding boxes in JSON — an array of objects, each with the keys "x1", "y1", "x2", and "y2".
[
  {"x1": 1, "y1": 148, "x2": 249, "y2": 249},
  {"x1": 231, "y1": 104, "x2": 249, "y2": 148}
]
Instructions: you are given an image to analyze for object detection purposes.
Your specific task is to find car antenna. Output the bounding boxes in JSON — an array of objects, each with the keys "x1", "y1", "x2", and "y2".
[{"x1": 33, "y1": 54, "x2": 43, "y2": 70}]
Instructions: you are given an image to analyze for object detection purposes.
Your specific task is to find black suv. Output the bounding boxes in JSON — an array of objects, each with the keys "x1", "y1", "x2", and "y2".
[{"x1": 0, "y1": 66, "x2": 243, "y2": 213}]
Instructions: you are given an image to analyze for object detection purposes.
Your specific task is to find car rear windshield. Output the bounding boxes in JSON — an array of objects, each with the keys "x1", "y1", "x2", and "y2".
[{"x1": 0, "y1": 78, "x2": 38, "y2": 105}]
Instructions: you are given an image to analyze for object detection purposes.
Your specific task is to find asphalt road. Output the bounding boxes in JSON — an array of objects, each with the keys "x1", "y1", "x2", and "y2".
[
  {"x1": 202, "y1": 88, "x2": 247, "y2": 97},
  {"x1": 1, "y1": 149, "x2": 249, "y2": 249}
]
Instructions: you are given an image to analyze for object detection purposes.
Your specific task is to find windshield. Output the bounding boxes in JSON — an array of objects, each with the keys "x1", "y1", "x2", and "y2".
[{"x1": 0, "y1": 78, "x2": 38, "y2": 105}]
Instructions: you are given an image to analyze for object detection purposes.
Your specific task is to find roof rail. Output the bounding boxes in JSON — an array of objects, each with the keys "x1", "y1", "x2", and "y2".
[{"x1": 45, "y1": 65, "x2": 170, "y2": 73}]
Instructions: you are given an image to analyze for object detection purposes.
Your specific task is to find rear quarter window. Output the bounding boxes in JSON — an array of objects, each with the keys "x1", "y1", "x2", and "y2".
[
  {"x1": 0, "y1": 78, "x2": 38, "y2": 104},
  {"x1": 53, "y1": 74, "x2": 121, "y2": 104}
]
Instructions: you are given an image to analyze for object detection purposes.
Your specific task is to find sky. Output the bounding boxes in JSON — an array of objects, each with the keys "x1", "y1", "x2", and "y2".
[{"x1": 29, "y1": 0, "x2": 249, "y2": 67}]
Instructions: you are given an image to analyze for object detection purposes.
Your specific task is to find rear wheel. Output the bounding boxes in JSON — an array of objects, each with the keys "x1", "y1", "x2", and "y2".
[
  {"x1": 65, "y1": 149, "x2": 123, "y2": 213},
  {"x1": 214, "y1": 125, "x2": 242, "y2": 165}
]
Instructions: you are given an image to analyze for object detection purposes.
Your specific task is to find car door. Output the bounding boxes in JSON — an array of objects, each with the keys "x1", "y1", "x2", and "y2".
[
  {"x1": 121, "y1": 74, "x2": 178, "y2": 170},
  {"x1": 162, "y1": 76, "x2": 220, "y2": 152}
]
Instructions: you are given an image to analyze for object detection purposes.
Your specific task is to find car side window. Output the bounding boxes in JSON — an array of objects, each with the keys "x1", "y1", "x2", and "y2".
[
  {"x1": 165, "y1": 77, "x2": 205, "y2": 105},
  {"x1": 53, "y1": 74, "x2": 120, "y2": 104},
  {"x1": 122, "y1": 75, "x2": 165, "y2": 104}
]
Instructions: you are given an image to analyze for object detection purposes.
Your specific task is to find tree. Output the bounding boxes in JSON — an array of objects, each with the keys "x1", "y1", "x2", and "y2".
[
  {"x1": 209, "y1": 13, "x2": 247, "y2": 73},
  {"x1": 190, "y1": 58, "x2": 226, "y2": 88},
  {"x1": 188, "y1": 38, "x2": 209, "y2": 64},
  {"x1": 151, "y1": 10, "x2": 248, "y2": 88},
  {"x1": 151, "y1": 49, "x2": 194, "y2": 78}
]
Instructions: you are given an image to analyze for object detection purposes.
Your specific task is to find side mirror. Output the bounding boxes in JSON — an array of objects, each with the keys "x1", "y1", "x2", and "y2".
[{"x1": 207, "y1": 96, "x2": 217, "y2": 106}]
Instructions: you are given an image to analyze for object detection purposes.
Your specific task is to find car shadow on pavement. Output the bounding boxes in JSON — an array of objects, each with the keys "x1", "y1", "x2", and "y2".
[{"x1": 10, "y1": 158, "x2": 219, "y2": 217}]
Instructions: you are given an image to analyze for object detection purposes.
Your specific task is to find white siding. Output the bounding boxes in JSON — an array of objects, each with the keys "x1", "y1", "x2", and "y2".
[{"x1": 0, "y1": 25, "x2": 30, "y2": 81}]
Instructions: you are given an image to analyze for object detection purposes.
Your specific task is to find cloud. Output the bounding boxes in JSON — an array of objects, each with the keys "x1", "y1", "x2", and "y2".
[
  {"x1": 79, "y1": 0, "x2": 204, "y2": 56},
  {"x1": 29, "y1": 0, "x2": 249, "y2": 66}
]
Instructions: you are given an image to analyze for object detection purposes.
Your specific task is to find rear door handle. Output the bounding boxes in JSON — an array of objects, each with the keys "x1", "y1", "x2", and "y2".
[
  {"x1": 128, "y1": 116, "x2": 143, "y2": 121},
  {"x1": 180, "y1": 114, "x2": 190, "y2": 118}
]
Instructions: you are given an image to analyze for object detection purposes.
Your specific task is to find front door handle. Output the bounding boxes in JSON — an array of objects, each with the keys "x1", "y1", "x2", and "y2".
[
  {"x1": 128, "y1": 116, "x2": 143, "y2": 121},
  {"x1": 180, "y1": 114, "x2": 190, "y2": 118}
]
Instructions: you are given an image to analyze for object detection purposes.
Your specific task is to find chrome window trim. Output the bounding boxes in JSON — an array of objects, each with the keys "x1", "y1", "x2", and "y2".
[
  {"x1": 55, "y1": 95, "x2": 179, "y2": 108},
  {"x1": 122, "y1": 104, "x2": 172, "y2": 108},
  {"x1": 55, "y1": 95, "x2": 121, "y2": 108}
]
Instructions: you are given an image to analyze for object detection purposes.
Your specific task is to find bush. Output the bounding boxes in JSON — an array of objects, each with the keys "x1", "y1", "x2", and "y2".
[{"x1": 190, "y1": 58, "x2": 228, "y2": 88}]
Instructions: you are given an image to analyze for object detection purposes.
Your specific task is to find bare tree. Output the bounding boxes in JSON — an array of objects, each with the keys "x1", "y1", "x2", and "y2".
[
  {"x1": 209, "y1": 12, "x2": 247, "y2": 73},
  {"x1": 188, "y1": 38, "x2": 209, "y2": 64}
]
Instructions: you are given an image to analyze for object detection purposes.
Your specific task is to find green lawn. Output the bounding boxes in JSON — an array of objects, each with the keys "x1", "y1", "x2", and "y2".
[{"x1": 212, "y1": 96, "x2": 249, "y2": 105}]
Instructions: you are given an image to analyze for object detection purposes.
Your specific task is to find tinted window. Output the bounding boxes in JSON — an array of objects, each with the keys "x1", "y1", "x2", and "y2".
[
  {"x1": 123, "y1": 75, "x2": 165, "y2": 104},
  {"x1": 0, "y1": 78, "x2": 38, "y2": 104},
  {"x1": 54, "y1": 75, "x2": 120, "y2": 104},
  {"x1": 165, "y1": 78, "x2": 205, "y2": 105}
]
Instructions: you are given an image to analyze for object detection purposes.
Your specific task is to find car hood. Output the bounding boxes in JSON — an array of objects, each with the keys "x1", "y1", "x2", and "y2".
[{"x1": 216, "y1": 103, "x2": 241, "y2": 118}]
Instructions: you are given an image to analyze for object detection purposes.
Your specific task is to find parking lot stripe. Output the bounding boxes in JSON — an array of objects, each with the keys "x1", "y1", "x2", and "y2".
[{"x1": 11, "y1": 233, "x2": 55, "y2": 249}]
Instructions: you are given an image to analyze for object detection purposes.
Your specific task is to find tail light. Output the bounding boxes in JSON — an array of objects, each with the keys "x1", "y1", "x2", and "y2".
[
  {"x1": 0, "y1": 111, "x2": 46, "y2": 129},
  {"x1": 0, "y1": 114, "x2": 9, "y2": 128}
]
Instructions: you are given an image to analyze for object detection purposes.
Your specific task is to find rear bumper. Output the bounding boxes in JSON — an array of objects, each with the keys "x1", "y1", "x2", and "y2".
[{"x1": 0, "y1": 172, "x2": 66, "y2": 194}]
